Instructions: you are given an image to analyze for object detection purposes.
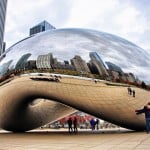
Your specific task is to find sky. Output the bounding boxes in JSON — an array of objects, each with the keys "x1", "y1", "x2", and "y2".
[{"x1": 4, "y1": 0, "x2": 150, "y2": 53}]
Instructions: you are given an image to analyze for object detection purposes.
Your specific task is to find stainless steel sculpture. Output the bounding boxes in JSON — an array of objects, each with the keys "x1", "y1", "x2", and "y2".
[{"x1": 0, "y1": 28, "x2": 150, "y2": 132}]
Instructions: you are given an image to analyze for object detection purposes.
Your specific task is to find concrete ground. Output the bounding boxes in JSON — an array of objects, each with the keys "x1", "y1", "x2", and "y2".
[{"x1": 0, "y1": 128, "x2": 150, "y2": 150}]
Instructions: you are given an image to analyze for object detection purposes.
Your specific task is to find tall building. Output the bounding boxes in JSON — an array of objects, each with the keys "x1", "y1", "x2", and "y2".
[
  {"x1": 71, "y1": 55, "x2": 90, "y2": 74},
  {"x1": 89, "y1": 52, "x2": 109, "y2": 78},
  {"x1": 15, "y1": 53, "x2": 32, "y2": 70},
  {"x1": 29, "y1": 20, "x2": 56, "y2": 36},
  {"x1": 105, "y1": 61, "x2": 123, "y2": 73},
  {"x1": 122, "y1": 73, "x2": 136, "y2": 83},
  {"x1": 0, "y1": 0, "x2": 7, "y2": 55},
  {"x1": 36, "y1": 53, "x2": 54, "y2": 69}
]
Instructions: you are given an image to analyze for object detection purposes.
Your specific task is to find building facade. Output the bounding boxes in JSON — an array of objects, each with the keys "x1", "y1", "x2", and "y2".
[
  {"x1": 29, "y1": 20, "x2": 56, "y2": 36},
  {"x1": 105, "y1": 61, "x2": 123, "y2": 73},
  {"x1": 15, "y1": 53, "x2": 32, "y2": 70},
  {"x1": 71, "y1": 55, "x2": 90, "y2": 74},
  {"x1": 0, "y1": 0, "x2": 7, "y2": 55},
  {"x1": 89, "y1": 52, "x2": 109, "y2": 78},
  {"x1": 36, "y1": 53, "x2": 53, "y2": 69}
]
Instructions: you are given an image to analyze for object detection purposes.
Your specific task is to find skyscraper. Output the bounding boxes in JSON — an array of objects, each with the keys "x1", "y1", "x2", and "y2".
[
  {"x1": 29, "y1": 20, "x2": 56, "y2": 36},
  {"x1": 105, "y1": 61, "x2": 123, "y2": 73},
  {"x1": 89, "y1": 52, "x2": 109, "y2": 78},
  {"x1": 71, "y1": 55, "x2": 90, "y2": 73},
  {"x1": 36, "y1": 53, "x2": 54, "y2": 69},
  {"x1": 0, "y1": 0, "x2": 7, "y2": 55}
]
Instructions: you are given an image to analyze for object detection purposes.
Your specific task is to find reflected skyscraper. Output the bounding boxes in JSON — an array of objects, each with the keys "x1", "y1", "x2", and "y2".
[
  {"x1": 0, "y1": 60, "x2": 12, "y2": 76},
  {"x1": 36, "y1": 53, "x2": 54, "y2": 69},
  {"x1": 15, "y1": 53, "x2": 31, "y2": 70},
  {"x1": 0, "y1": 0, "x2": 7, "y2": 55},
  {"x1": 105, "y1": 62, "x2": 123, "y2": 73},
  {"x1": 71, "y1": 55, "x2": 90, "y2": 74},
  {"x1": 89, "y1": 52, "x2": 109, "y2": 78}
]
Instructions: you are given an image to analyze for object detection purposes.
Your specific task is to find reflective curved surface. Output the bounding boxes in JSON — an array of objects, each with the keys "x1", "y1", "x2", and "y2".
[
  {"x1": 1, "y1": 28, "x2": 150, "y2": 83},
  {"x1": 0, "y1": 28, "x2": 150, "y2": 132}
]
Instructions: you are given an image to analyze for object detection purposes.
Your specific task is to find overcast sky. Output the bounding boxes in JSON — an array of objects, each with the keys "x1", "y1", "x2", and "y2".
[{"x1": 4, "y1": 0, "x2": 150, "y2": 52}]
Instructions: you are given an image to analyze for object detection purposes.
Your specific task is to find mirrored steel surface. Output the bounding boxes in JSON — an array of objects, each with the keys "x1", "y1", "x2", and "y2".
[{"x1": 0, "y1": 28, "x2": 149, "y2": 132}]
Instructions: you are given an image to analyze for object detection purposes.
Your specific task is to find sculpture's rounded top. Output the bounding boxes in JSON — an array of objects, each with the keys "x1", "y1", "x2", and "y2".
[{"x1": 0, "y1": 28, "x2": 149, "y2": 83}]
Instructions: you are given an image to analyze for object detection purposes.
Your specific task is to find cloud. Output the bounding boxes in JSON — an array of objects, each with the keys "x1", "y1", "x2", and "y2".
[
  {"x1": 63, "y1": 0, "x2": 119, "y2": 28},
  {"x1": 63, "y1": 0, "x2": 150, "y2": 51},
  {"x1": 4, "y1": 0, "x2": 72, "y2": 47},
  {"x1": 4, "y1": 0, "x2": 150, "y2": 54}
]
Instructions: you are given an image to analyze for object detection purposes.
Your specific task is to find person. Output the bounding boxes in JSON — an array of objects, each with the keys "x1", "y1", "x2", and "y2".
[
  {"x1": 132, "y1": 90, "x2": 135, "y2": 97},
  {"x1": 67, "y1": 117, "x2": 73, "y2": 133},
  {"x1": 128, "y1": 87, "x2": 132, "y2": 95},
  {"x1": 96, "y1": 119, "x2": 100, "y2": 130},
  {"x1": 135, "y1": 103, "x2": 150, "y2": 133},
  {"x1": 127, "y1": 87, "x2": 131, "y2": 94},
  {"x1": 73, "y1": 117, "x2": 78, "y2": 133},
  {"x1": 90, "y1": 118, "x2": 96, "y2": 130},
  {"x1": 94, "y1": 80, "x2": 97, "y2": 84},
  {"x1": 85, "y1": 120, "x2": 89, "y2": 129}
]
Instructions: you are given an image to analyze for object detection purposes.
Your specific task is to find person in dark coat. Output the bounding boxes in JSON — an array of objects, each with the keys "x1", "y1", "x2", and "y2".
[
  {"x1": 96, "y1": 119, "x2": 100, "y2": 130},
  {"x1": 73, "y1": 117, "x2": 78, "y2": 133},
  {"x1": 127, "y1": 87, "x2": 131, "y2": 94},
  {"x1": 90, "y1": 118, "x2": 96, "y2": 130},
  {"x1": 132, "y1": 90, "x2": 135, "y2": 97},
  {"x1": 67, "y1": 117, "x2": 73, "y2": 133},
  {"x1": 135, "y1": 103, "x2": 150, "y2": 133}
]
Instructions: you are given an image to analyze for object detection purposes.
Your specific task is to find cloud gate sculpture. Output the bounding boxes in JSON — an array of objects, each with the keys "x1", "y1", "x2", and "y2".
[{"x1": 0, "y1": 28, "x2": 150, "y2": 132}]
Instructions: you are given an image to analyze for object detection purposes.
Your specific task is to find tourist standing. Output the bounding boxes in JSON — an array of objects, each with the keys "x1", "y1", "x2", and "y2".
[
  {"x1": 132, "y1": 90, "x2": 135, "y2": 97},
  {"x1": 67, "y1": 117, "x2": 73, "y2": 133},
  {"x1": 96, "y1": 119, "x2": 100, "y2": 130},
  {"x1": 135, "y1": 103, "x2": 150, "y2": 133},
  {"x1": 90, "y1": 118, "x2": 96, "y2": 130},
  {"x1": 73, "y1": 117, "x2": 78, "y2": 133}
]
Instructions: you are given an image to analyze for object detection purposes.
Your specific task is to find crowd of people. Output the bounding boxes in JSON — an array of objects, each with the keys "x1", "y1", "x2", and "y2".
[
  {"x1": 127, "y1": 87, "x2": 135, "y2": 97},
  {"x1": 67, "y1": 117, "x2": 78, "y2": 133},
  {"x1": 90, "y1": 118, "x2": 100, "y2": 130},
  {"x1": 67, "y1": 117, "x2": 100, "y2": 133}
]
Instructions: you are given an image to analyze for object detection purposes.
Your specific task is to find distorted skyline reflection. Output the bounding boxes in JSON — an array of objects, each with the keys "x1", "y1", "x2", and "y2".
[{"x1": 0, "y1": 28, "x2": 149, "y2": 84}]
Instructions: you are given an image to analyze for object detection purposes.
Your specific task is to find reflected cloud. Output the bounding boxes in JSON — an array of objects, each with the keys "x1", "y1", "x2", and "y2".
[{"x1": 0, "y1": 28, "x2": 149, "y2": 83}]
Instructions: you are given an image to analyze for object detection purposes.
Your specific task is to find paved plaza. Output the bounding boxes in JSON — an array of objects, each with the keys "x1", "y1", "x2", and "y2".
[{"x1": 0, "y1": 128, "x2": 150, "y2": 150}]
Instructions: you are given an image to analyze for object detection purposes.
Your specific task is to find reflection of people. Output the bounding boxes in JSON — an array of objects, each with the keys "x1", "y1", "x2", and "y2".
[
  {"x1": 132, "y1": 90, "x2": 135, "y2": 97},
  {"x1": 135, "y1": 103, "x2": 150, "y2": 133},
  {"x1": 73, "y1": 117, "x2": 78, "y2": 133},
  {"x1": 96, "y1": 119, "x2": 100, "y2": 130},
  {"x1": 127, "y1": 87, "x2": 131, "y2": 94},
  {"x1": 127, "y1": 87, "x2": 132, "y2": 95},
  {"x1": 67, "y1": 117, "x2": 73, "y2": 133},
  {"x1": 90, "y1": 118, "x2": 96, "y2": 130},
  {"x1": 85, "y1": 120, "x2": 89, "y2": 129}
]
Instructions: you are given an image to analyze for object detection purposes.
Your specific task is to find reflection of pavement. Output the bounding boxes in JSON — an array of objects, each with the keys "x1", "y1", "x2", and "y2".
[
  {"x1": 0, "y1": 75, "x2": 150, "y2": 131},
  {"x1": 0, "y1": 129, "x2": 150, "y2": 149}
]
